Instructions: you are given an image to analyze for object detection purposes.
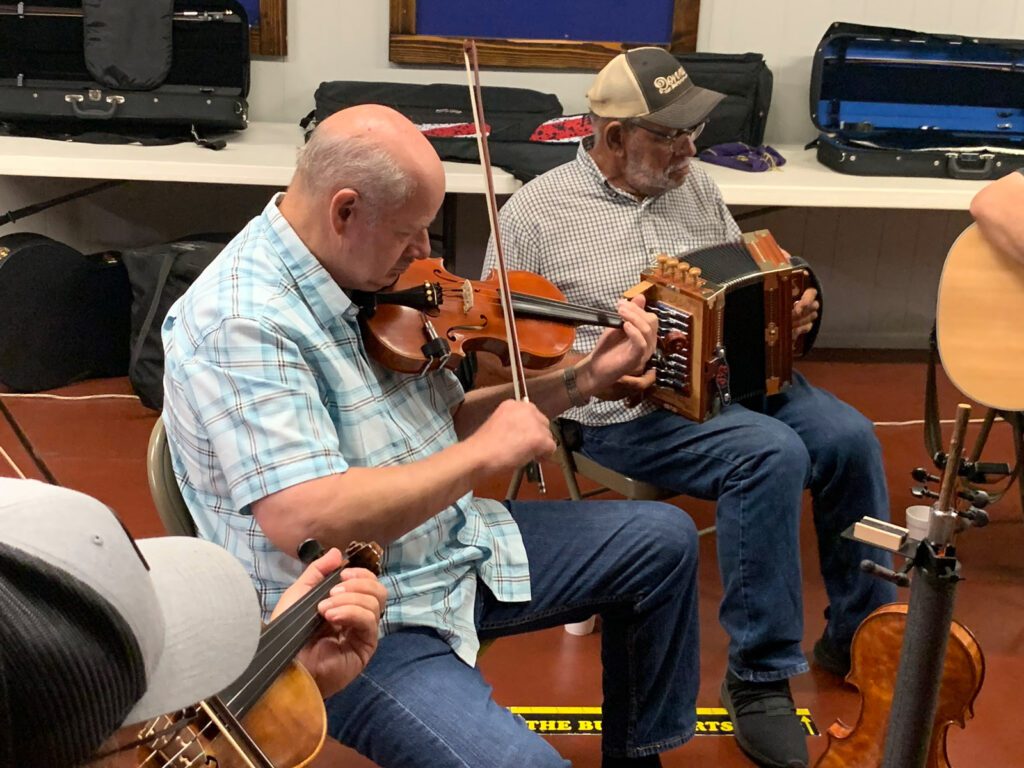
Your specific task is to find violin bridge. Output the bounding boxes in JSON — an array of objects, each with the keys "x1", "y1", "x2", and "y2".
[{"x1": 461, "y1": 279, "x2": 473, "y2": 314}]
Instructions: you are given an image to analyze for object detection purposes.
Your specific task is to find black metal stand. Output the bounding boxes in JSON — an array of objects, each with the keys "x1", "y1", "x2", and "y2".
[
  {"x1": 851, "y1": 404, "x2": 996, "y2": 768},
  {"x1": 880, "y1": 543, "x2": 959, "y2": 768}
]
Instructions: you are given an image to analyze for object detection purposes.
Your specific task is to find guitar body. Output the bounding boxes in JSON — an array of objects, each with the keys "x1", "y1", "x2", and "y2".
[{"x1": 936, "y1": 223, "x2": 1024, "y2": 410}]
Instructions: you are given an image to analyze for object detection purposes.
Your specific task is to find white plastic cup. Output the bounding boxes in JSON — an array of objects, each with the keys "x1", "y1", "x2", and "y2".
[
  {"x1": 905, "y1": 505, "x2": 932, "y2": 542},
  {"x1": 564, "y1": 615, "x2": 597, "y2": 636}
]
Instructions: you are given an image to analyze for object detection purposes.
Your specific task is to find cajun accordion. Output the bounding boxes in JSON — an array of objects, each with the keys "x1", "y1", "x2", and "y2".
[{"x1": 625, "y1": 230, "x2": 821, "y2": 423}]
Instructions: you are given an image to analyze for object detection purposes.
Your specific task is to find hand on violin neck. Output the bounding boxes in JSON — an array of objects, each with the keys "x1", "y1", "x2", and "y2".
[
  {"x1": 579, "y1": 296, "x2": 658, "y2": 396},
  {"x1": 273, "y1": 547, "x2": 389, "y2": 698}
]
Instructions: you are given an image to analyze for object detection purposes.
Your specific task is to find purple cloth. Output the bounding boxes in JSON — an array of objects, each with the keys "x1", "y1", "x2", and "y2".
[{"x1": 699, "y1": 142, "x2": 786, "y2": 172}]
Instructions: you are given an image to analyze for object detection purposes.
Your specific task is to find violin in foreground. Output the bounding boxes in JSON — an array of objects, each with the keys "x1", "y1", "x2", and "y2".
[{"x1": 129, "y1": 540, "x2": 382, "y2": 768}]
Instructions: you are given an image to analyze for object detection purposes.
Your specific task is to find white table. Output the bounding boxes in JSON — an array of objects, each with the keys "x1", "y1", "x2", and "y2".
[
  {"x1": 0, "y1": 120, "x2": 523, "y2": 195},
  {"x1": 703, "y1": 142, "x2": 989, "y2": 211},
  {"x1": 0, "y1": 125, "x2": 994, "y2": 209}
]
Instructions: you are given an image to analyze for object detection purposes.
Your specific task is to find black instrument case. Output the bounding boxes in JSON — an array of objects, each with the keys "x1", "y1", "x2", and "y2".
[{"x1": 0, "y1": 0, "x2": 249, "y2": 139}]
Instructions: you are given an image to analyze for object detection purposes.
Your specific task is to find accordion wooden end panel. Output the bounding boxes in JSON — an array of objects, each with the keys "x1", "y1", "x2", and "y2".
[{"x1": 626, "y1": 230, "x2": 816, "y2": 423}]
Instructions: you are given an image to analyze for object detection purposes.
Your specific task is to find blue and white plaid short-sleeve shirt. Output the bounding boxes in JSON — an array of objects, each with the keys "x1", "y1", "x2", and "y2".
[
  {"x1": 163, "y1": 195, "x2": 530, "y2": 665},
  {"x1": 484, "y1": 144, "x2": 742, "y2": 428}
]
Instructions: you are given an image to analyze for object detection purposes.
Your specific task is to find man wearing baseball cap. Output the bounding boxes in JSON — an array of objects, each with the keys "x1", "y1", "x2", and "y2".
[
  {"x1": 484, "y1": 46, "x2": 896, "y2": 768},
  {"x1": 587, "y1": 45, "x2": 725, "y2": 141},
  {"x1": 0, "y1": 478, "x2": 386, "y2": 767}
]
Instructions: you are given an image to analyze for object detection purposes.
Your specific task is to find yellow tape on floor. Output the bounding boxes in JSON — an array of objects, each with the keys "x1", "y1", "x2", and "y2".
[{"x1": 507, "y1": 707, "x2": 819, "y2": 736}]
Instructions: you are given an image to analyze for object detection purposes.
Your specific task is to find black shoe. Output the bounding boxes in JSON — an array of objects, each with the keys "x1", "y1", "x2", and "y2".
[
  {"x1": 721, "y1": 670, "x2": 809, "y2": 768},
  {"x1": 812, "y1": 634, "x2": 851, "y2": 678}
]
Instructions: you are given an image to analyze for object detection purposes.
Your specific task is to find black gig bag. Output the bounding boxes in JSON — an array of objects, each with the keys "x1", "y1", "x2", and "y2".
[
  {"x1": 0, "y1": 0, "x2": 250, "y2": 145},
  {"x1": 0, "y1": 234, "x2": 131, "y2": 391},
  {"x1": 121, "y1": 235, "x2": 230, "y2": 410},
  {"x1": 810, "y1": 22, "x2": 1024, "y2": 180},
  {"x1": 303, "y1": 81, "x2": 577, "y2": 182},
  {"x1": 674, "y1": 52, "x2": 773, "y2": 150}
]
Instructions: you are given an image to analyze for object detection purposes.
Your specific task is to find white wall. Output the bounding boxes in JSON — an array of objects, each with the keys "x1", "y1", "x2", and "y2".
[{"x1": 4, "y1": 0, "x2": 1022, "y2": 346}]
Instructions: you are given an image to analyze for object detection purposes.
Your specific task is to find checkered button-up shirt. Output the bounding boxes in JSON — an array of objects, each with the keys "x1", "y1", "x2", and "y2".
[
  {"x1": 483, "y1": 143, "x2": 741, "y2": 427},
  {"x1": 163, "y1": 195, "x2": 530, "y2": 666}
]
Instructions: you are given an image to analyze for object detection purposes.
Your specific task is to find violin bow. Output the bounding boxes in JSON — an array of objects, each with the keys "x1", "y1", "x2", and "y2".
[{"x1": 462, "y1": 39, "x2": 546, "y2": 494}]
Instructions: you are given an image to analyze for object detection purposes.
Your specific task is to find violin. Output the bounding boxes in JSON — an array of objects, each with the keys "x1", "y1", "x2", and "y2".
[
  {"x1": 356, "y1": 257, "x2": 622, "y2": 375},
  {"x1": 130, "y1": 540, "x2": 383, "y2": 768},
  {"x1": 815, "y1": 404, "x2": 987, "y2": 768},
  {"x1": 815, "y1": 604, "x2": 984, "y2": 768}
]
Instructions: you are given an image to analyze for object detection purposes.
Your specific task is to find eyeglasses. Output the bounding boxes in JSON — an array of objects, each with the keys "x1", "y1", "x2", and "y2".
[{"x1": 630, "y1": 119, "x2": 707, "y2": 146}]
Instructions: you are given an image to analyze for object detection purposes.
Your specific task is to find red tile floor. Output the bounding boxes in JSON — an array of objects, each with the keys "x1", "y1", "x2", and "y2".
[{"x1": 1, "y1": 353, "x2": 1021, "y2": 767}]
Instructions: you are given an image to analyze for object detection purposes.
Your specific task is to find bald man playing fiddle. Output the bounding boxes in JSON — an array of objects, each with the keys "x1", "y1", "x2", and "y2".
[{"x1": 161, "y1": 105, "x2": 703, "y2": 768}]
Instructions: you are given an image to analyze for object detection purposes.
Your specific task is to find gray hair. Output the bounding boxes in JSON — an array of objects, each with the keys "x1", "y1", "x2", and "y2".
[
  {"x1": 590, "y1": 112, "x2": 640, "y2": 141},
  {"x1": 295, "y1": 126, "x2": 415, "y2": 216}
]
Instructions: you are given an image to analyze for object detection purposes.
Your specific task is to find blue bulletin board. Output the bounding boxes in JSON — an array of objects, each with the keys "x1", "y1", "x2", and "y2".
[
  {"x1": 238, "y1": 0, "x2": 260, "y2": 25},
  {"x1": 414, "y1": 0, "x2": 676, "y2": 45},
  {"x1": 389, "y1": 0, "x2": 700, "y2": 70},
  {"x1": 246, "y1": 0, "x2": 287, "y2": 56}
]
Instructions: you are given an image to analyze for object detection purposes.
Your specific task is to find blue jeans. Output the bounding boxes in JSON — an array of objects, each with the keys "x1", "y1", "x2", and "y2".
[
  {"x1": 579, "y1": 372, "x2": 897, "y2": 682},
  {"x1": 325, "y1": 500, "x2": 699, "y2": 767}
]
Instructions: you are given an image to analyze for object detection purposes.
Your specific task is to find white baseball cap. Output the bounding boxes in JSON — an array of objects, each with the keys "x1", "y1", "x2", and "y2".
[{"x1": 0, "y1": 478, "x2": 261, "y2": 767}]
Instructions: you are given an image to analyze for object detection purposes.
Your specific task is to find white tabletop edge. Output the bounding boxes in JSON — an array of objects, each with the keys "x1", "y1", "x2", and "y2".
[
  {"x1": 703, "y1": 143, "x2": 990, "y2": 211},
  {"x1": 0, "y1": 120, "x2": 523, "y2": 194},
  {"x1": 0, "y1": 127, "x2": 992, "y2": 209}
]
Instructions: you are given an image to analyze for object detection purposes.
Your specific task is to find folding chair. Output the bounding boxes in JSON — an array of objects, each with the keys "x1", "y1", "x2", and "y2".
[{"x1": 146, "y1": 417, "x2": 198, "y2": 537}]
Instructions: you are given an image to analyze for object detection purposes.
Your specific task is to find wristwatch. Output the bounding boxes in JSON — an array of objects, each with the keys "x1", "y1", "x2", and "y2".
[{"x1": 563, "y1": 366, "x2": 589, "y2": 407}]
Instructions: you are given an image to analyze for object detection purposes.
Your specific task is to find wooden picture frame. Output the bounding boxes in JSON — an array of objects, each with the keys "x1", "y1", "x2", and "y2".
[
  {"x1": 249, "y1": 0, "x2": 287, "y2": 57},
  {"x1": 389, "y1": 0, "x2": 700, "y2": 70}
]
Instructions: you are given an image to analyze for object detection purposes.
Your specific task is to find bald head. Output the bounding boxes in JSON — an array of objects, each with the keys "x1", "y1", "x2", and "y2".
[
  {"x1": 279, "y1": 105, "x2": 446, "y2": 291},
  {"x1": 293, "y1": 105, "x2": 445, "y2": 213}
]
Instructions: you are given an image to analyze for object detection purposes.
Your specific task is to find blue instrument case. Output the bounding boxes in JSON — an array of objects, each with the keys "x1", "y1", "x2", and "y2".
[{"x1": 810, "y1": 22, "x2": 1024, "y2": 180}]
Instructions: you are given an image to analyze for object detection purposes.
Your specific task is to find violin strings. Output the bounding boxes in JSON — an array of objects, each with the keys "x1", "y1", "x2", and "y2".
[
  {"x1": 511, "y1": 294, "x2": 623, "y2": 326},
  {"x1": 439, "y1": 287, "x2": 623, "y2": 328},
  {"x1": 213, "y1": 592, "x2": 332, "y2": 717},
  {"x1": 139, "y1": 578, "x2": 338, "y2": 768},
  {"x1": 87, "y1": 714, "x2": 196, "y2": 764},
  {"x1": 143, "y1": 611, "x2": 321, "y2": 768}
]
